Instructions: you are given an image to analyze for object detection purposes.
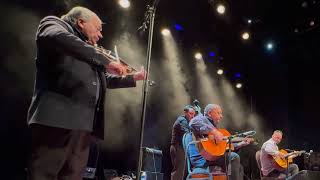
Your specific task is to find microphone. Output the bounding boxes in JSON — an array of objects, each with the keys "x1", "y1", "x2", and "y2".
[
  {"x1": 304, "y1": 150, "x2": 313, "y2": 156},
  {"x1": 138, "y1": 22, "x2": 147, "y2": 32},
  {"x1": 148, "y1": 80, "x2": 156, "y2": 86},
  {"x1": 193, "y1": 99, "x2": 200, "y2": 106},
  {"x1": 235, "y1": 130, "x2": 256, "y2": 137}
]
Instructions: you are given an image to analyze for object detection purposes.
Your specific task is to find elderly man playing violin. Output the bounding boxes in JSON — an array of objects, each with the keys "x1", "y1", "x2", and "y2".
[{"x1": 27, "y1": 6, "x2": 145, "y2": 180}]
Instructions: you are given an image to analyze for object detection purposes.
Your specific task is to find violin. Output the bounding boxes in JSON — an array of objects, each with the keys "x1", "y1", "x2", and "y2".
[
  {"x1": 93, "y1": 44, "x2": 156, "y2": 86},
  {"x1": 94, "y1": 44, "x2": 138, "y2": 75}
]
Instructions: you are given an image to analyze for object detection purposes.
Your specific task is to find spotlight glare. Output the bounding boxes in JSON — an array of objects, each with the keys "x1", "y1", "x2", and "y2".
[
  {"x1": 161, "y1": 28, "x2": 171, "y2": 36},
  {"x1": 266, "y1": 42, "x2": 274, "y2": 50},
  {"x1": 174, "y1": 24, "x2": 184, "y2": 31},
  {"x1": 310, "y1": 21, "x2": 315, "y2": 26},
  {"x1": 248, "y1": 19, "x2": 252, "y2": 24},
  {"x1": 216, "y1": 4, "x2": 226, "y2": 14},
  {"x1": 118, "y1": 0, "x2": 130, "y2": 8},
  {"x1": 236, "y1": 83, "x2": 242, "y2": 89},
  {"x1": 242, "y1": 32, "x2": 250, "y2": 40},
  {"x1": 302, "y1": 1, "x2": 308, "y2": 8},
  {"x1": 194, "y1": 52, "x2": 203, "y2": 60},
  {"x1": 217, "y1": 69, "x2": 223, "y2": 75}
]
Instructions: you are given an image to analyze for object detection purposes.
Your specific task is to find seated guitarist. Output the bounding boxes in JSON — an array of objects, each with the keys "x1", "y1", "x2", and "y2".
[
  {"x1": 188, "y1": 104, "x2": 250, "y2": 180},
  {"x1": 260, "y1": 130, "x2": 299, "y2": 178}
]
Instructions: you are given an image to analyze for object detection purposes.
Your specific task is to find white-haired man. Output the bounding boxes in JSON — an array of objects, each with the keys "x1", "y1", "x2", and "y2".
[
  {"x1": 27, "y1": 6, "x2": 145, "y2": 180},
  {"x1": 260, "y1": 130, "x2": 299, "y2": 178},
  {"x1": 187, "y1": 104, "x2": 250, "y2": 180}
]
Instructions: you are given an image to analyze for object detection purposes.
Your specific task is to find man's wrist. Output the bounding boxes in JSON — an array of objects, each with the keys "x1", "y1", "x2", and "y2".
[{"x1": 133, "y1": 74, "x2": 138, "y2": 81}]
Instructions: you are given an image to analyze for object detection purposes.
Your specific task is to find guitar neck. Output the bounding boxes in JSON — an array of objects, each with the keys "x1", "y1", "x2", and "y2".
[
  {"x1": 284, "y1": 151, "x2": 305, "y2": 158},
  {"x1": 230, "y1": 137, "x2": 246, "y2": 142},
  {"x1": 225, "y1": 137, "x2": 253, "y2": 143}
]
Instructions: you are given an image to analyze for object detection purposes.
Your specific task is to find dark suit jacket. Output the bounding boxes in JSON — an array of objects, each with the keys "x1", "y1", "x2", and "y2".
[{"x1": 27, "y1": 16, "x2": 136, "y2": 139}]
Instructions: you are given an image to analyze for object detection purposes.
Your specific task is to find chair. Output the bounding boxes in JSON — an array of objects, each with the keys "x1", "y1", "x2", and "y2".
[
  {"x1": 182, "y1": 132, "x2": 227, "y2": 180},
  {"x1": 255, "y1": 150, "x2": 284, "y2": 180}
]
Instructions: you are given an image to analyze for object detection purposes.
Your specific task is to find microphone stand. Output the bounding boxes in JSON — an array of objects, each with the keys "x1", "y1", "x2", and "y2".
[
  {"x1": 226, "y1": 135, "x2": 234, "y2": 180},
  {"x1": 286, "y1": 156, "x2": 289, "y2": 179},
  {"x1": 136, "y1": 0, "x2": 160, "y2": 179}
]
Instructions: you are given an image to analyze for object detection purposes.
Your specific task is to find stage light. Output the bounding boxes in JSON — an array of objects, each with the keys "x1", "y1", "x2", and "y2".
[
  {"x1": 234, "y1": 73, "x2": 241, "y2": 78},
  {"x1": 161, "y1": 28, "x2": 171, "y2": 36},
  {"x1": 248, "y1": 19, "x2": 252, "y2": 24},
  {"x1": 310, "y1": 21, "x2": 315, "y2": 26},
  {"x1": 302, "y1": 1, "x2": 308, "y2": 8},
  {"x1": 216, "y1": 4, "x2": 226, "y2": 14},
  {"x1": 236, "y1": 83, "x2": 242, "y2": 89},
  {"x1": 209, "y1": 51, "x2": 215, "y2": 57},
  {"x1": 118, "y1": 0, "x2": 130, "y2": 8},
  {"x1": 194, "y1": 52, "x2": 202, "y2": 60},
  {"x1": 217, "y1": 69, "x2": 223, "y2": 75},
  {"x1": 174, "y1": 24, "x2": 184, "y2": 31},
  {"x1": 242, "y1": 32, "x2": 250, "y2": 40},
  {"x1": 266, "y1": 42, "x2": 274, "y2": 50}
]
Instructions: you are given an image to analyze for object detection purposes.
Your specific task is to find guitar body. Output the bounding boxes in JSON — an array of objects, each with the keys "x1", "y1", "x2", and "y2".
[
  {"x1": 199, "y1": 129, "x2": 235, "y2": 161},
  {"x1": 273, "y1": 149, "x2": 293, "y2": 169}
]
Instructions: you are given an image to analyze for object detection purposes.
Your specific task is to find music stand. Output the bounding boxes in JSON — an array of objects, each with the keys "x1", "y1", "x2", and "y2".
[
  {"x1": 286, "y1": 156, "x2": 289, "y2": 179},
  {"x1": 225, "y1": 135, "x2": 235, "y2": 180}
]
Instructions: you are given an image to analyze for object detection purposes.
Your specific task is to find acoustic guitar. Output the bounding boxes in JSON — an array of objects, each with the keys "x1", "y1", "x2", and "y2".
[
  {"x1": 198, "y1": 128, "x2": 255, "y2": 161},
  {"x1": 273, "y1": 149, "x2": 305, "y2": 169}
]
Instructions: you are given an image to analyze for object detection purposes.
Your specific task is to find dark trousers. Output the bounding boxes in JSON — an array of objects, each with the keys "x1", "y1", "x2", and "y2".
[
  {"x1": 170, "y1": 144, "x2": 186, "y2": 180},
  {"x1": 267, "y1": 164, "x2": 299, "y2": 179},
  {"x1": 27, "y1": 124, "x2": 93, "y2": 180},
  {"x1": 206, "y1": 152, "x2": 243, "y2": 180}
]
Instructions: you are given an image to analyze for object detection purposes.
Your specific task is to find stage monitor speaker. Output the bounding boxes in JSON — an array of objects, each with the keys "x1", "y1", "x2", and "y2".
[
  {"x1": 287, "y1": 170, "x2": 320, "y2": 180},
  {"x1": 141, "y1": 171, "x2": 163, "y2": 180},
  {"x1": 142, "y1": 147, "x2": 162, "y2": 173}
]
